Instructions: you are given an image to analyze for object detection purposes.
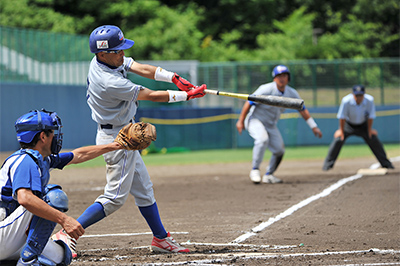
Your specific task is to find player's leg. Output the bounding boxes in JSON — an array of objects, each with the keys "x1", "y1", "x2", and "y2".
[
  {"x1": 359, "y1": 130, "x2": 394, "y2": 169},
  {"x1": 247, "y1": 118, "x2": 269, "y2": 183},
  {"x1": 0, "y1": 206, "x2": 33, "y2": 261},
  {"x1": 19, "y1": 185, "x2": 72, "y2": 265},
  {"x1": 131, "y1": 154, "x2": 189, "y2": 253},
  {"x1": 263, "y1": 126, "x2": 284, "y2": 183},
  {"x1": 53, "y1": 128, "x2": 134, "y2": 258},
  {"x1": 322, "y1": 122, "x2": 354, "y2": 171}
]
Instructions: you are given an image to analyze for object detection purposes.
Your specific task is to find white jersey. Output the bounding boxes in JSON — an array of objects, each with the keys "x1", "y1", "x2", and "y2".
[
  {"x1": 246, "y1": 81, "x2": 302, "y2": 128},
  {"x1": 86, "y1": 56, "x2": 143, "y2": 126}
]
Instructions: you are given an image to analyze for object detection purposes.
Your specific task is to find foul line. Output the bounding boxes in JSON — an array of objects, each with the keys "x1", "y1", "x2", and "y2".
[{"x1": 232, "y1": 156, "x2": 400, "y2": 243}]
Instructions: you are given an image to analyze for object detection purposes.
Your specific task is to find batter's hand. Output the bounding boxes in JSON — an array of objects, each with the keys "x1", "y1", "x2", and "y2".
[
  {"x1": 172, "y1": 74, "x2": 195, "y2": 92},
  {"x1": 313, "y1": 127, "x2": 322, "y2": 138},
  {"x1": 187, "y1": 84, "x2": 206, "y2": 100}
]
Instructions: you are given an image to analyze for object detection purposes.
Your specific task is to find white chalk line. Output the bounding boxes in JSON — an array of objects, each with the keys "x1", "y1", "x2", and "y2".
[{"x1": 232, "y1": 156, "x2": 400, "y2": 243}]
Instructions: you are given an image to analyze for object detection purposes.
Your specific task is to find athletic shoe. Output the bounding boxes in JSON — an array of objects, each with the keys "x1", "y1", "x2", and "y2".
[
  {"x1": 262, "y1": 174, "x2": 283, "y2": 184},
  {"x1": 249, "y1": 169, "x2": 261, "y2": 184},
  {"x1": 51, "y1": 229, "x2": 78, "y2": 258},
  {"x1": 151, "y1": 232, "x2": 190, "y2": 253}
]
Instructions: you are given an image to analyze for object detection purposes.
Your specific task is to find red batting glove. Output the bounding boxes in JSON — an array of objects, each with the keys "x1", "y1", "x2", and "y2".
[
  {"x1": 172, "y1": 73, "x2": 195, "y2": 92},
  {"x1": 187, "y1": 84, "x2": 207, "y2": 100}
]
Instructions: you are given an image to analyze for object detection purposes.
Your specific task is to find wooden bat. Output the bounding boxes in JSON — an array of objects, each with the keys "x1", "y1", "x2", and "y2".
[{"x1": 204, "y1": 89, "x2": 304, "y2": 110}]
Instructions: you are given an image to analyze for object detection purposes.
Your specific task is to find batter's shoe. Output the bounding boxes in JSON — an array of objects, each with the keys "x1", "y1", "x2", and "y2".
[
  {"x1": 262, "y1": 174, "x2": 283, "y2": 184},
  {"x1": 249, "y1": 169, "x2": 261, "y2": 184},
  {"x1": 51, "y1": 229, "x2": 78, "y2": 258},
  {"x1": 151, "y1": 232, "x2": 190, "y2": 253}
]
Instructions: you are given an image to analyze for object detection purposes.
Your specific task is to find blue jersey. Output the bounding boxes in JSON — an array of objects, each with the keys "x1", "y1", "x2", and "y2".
[{"x1": 0, "y1": 149, "x2": 73, "y2": 218}]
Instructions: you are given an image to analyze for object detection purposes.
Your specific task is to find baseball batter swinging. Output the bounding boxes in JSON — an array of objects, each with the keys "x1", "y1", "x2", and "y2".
[{"x1": 52, "y1": 25, "x2": 206, "y2": 256}]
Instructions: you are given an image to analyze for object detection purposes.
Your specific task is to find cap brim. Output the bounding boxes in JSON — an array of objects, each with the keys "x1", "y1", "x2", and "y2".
[{"x1": 115, "y1": 39, "x2": 134, "y2": 50}]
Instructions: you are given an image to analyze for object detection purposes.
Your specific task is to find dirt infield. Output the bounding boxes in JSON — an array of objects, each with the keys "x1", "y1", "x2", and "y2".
[{"x1": 2, "y1": 153, "x2": 399, "y2": 265}]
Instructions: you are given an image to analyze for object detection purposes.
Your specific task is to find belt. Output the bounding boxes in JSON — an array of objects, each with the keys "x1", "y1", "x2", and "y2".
[
  {"x1": 100, "y1": 120, "x2": 133, "y2": 129},
  {"x1": 100, "y1": 124, "x2": 113, "y2": 129}
]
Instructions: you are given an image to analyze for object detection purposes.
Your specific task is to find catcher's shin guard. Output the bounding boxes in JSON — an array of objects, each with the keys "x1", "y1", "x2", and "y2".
[
  {"x1": 20, "y1": 184, "x2": 69, "y2": 262},
  {"x1": 20, "y1": 216, "x2": 57, "y2": 262}
]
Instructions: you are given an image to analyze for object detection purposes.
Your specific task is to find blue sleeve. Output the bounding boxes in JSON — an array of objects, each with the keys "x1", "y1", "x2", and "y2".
[
  {"x1": 49, "y1": 152, "x2": 74, "y2": 170},
  {"x1": 248, "y1": 100, "x2": 256, "y2": 106},
  {"x1": 12, "y1": 157, "x2": 42, "y2": 197}
]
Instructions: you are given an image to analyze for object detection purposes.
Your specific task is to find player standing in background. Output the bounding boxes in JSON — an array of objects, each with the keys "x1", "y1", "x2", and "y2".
[
  {"x1": 0, "y1": 109, "x2": 123, "y2": 265},
  {"x1": 236, "y1": 65, "x2": 322, "y2": 184},
  {"x1": 322, "y1": 85, "x2": 394, "y2": 171},
  {"x1": 52, "y1": 25, "x2": 206, "y2": 257}
]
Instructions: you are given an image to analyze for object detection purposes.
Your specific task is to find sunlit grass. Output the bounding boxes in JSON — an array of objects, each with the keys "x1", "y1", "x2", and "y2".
[{"x1": 70, "y1": 143, "x2": 400, "y2": 168}]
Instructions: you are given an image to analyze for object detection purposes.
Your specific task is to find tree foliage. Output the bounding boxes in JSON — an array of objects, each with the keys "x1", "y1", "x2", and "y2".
[{"x1": 0, "y1": 0, "x2": 398, "y2": 61}]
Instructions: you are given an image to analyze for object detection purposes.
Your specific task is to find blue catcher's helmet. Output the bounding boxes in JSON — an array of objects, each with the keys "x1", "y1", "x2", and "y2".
[
  {"x1": 89, "y1": 25, "x2": 134, "y2": 53},
  {"x1": 272, "y1": 65, "x2": 290, "y2": 80},
  {"x1": 15, "y1": 109, "x2": 63, "y2": 154}
]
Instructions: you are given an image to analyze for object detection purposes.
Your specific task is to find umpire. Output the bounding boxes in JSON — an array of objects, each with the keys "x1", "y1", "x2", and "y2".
[{"x1": 323, "y1": 85, "x2": 394, "y2": 171}]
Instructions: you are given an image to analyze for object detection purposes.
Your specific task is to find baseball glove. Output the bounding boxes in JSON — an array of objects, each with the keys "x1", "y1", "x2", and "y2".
[{"x1": 114, "y1": 122, "x2": 157, "y2": 150}]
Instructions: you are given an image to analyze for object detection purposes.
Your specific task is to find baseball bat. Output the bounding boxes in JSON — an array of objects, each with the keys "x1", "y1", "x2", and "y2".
[{"x1": 204, "y1": 89, "x2": 304, "y2": 110}]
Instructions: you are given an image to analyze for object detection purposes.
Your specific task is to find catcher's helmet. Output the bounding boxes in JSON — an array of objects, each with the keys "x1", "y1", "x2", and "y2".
[
  {"x1": 272, "y1": 65, "x2": 290, "y2": 80},
  {"x1": 15, "y1": 109, "x2": 63, "y2": 154},
  {"x1": 89, "y1": 25, "x2": 134, "y2": 53}
]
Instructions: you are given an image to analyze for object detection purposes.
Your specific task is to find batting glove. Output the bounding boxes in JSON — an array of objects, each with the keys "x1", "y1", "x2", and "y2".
[
  {"x1": 187, "y1": 84, "x2": 207, "y2": 100},
  {"x1": 172, "y1": 73, "x2": 195, "y2": 92}
]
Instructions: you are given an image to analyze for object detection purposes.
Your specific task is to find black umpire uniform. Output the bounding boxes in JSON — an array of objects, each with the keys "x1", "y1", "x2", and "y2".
[{"x1": 323, "y1": 85, "x2": 394, "y2": 171}]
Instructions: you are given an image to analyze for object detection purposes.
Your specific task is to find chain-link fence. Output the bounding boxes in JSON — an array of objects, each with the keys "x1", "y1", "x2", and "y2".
[
  {"x1": 196, "y1": 59, "x2": 400, "y2": 108},
  {"x1": 1, "y1": 26, "x2": 399, "y2": 107},
  {"x1": 0, "y1": 26, "x2": 92, "y2": 85}
]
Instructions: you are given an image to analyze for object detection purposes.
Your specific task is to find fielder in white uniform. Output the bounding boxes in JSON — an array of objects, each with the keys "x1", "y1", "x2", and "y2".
[
  {"x1": 0, "y1": 109, "x2": 123, "y2": 265},
  {"x1": 236, "y1": 65, "x2": 322, "y2": 184},
  {"x1": 52, "y1": 25, "x2": 206, "y2": 256}
]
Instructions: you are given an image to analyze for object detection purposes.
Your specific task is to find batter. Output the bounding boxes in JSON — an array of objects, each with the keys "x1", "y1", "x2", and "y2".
[{"x1": 52, "y1": 25, "x2": 206, "y2": 256}]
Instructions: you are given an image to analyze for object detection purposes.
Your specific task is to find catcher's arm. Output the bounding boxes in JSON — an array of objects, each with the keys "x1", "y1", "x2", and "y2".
[{"x1": 68, "y1": 142, "x2": 123, "y2": 165}]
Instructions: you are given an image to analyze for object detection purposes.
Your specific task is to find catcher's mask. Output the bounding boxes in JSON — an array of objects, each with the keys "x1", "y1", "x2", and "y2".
[{"x1": 15, "y1": 109, "x2": 63, "y2": 154}]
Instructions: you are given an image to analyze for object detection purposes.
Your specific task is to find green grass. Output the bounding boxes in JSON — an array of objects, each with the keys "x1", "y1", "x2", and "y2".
[{"x1": 70, "y1": 143, "x2": 400, "y2": 168}]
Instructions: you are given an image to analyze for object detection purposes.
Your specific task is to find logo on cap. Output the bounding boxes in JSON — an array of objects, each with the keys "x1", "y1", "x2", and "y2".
[
  {"x1": 97, "y1": 40, "x2": 109, "y2": 49},
  {"x1": 277, "y1": 65, "x2": 287, "y2": 72},
  {"x1": 118, "y1": 31, "x2": 124, "y2": 41}
]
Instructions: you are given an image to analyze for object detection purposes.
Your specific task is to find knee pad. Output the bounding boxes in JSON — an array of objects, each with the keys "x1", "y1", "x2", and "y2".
[{"x1": 43, "y1": 184, "x2": 69, "y2": 212}]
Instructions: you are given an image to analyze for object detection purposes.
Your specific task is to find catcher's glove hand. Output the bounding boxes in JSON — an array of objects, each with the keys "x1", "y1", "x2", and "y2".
[{"x1": 114, "y1": 122, "x2": 157, "y2": 150}]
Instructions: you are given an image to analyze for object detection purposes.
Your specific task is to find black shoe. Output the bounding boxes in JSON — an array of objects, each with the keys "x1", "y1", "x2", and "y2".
[{"x1": 322, "y1": 166, "x2": 332, "y2": 171}]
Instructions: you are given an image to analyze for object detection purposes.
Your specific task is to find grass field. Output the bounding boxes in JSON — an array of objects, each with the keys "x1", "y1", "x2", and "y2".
[{"x1": 71, "y1": 143, "x2": 400, "y2": 168}]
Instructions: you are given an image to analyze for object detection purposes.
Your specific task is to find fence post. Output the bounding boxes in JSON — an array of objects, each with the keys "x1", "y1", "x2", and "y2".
[
  {"x1": 379, "y1": 60, "x2": 385, "y2": 106},
  {"x1": 312, "y1": 62, "x2": 317, "y2": 106}
]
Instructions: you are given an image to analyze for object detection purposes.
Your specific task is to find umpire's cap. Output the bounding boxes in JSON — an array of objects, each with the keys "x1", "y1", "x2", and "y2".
[
  {"x1": 89, "y1": 25, "x2": 134, "y2": 53},
  {"x1": 352, "y1": 84, "x2": 365, "y2": 95}
]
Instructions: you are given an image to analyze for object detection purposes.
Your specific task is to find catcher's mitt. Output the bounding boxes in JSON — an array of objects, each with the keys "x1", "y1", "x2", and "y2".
[{"x1": 114, "y1": 122, "x2": 157, "y2": 150}]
